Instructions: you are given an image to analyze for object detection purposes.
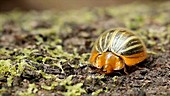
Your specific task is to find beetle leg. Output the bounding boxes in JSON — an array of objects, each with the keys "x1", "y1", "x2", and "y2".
[
  {"x1": 114, "y1": 57, "x2": 128, "y2": 74},
  {"x1": 123, "y1": 66, "x2": 129, "y2": 75}
]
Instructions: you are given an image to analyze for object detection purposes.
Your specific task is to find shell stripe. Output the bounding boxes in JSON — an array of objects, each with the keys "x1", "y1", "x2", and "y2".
[
  {"x1": 99, "y1": 34, "x2": 103, "y2": 51},
  {"x1": 108, "y1": 29, "x2": 120, "y2": 51},
  {"x1": 117, "y1": 36, "x2": 138, "y2": 51},
  {"x1": 114, "y1": 32, "x2": 127, "y2": 51},
  {"x1": 120, "y1": 44, "x2": 143, "y2": 55},
  {"x1": 96, "y1": 29, "x2": 119, "y2": 53},
  {"x1": 95, "y1": 41, "x2": 101, "y2": 53}
]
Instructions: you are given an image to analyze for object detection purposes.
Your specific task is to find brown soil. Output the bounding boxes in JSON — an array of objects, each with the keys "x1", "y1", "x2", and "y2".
[{"x1": 0, "y1": 2, "x2": 170, "y2": 96}]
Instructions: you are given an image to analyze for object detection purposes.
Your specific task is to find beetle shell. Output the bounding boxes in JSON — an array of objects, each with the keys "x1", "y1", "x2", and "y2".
[{"x1": 89, "y1": 28, "x2": 147, "y2": 73}]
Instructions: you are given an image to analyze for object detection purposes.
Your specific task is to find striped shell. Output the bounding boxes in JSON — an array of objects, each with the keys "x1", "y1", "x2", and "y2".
[
  {"x1": 95, "y1": 28, "x2": 145, "y2": 55},
  {"x1": 92, "y1": 28, "x2": 147, "y2": 66}
]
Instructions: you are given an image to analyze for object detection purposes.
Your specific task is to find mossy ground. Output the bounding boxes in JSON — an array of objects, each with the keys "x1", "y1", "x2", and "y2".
[{"x1": 0, "y1": 2, "x2": 170, "y2": 96}]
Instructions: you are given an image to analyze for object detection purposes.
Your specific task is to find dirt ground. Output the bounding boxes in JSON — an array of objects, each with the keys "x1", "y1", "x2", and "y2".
[{"x1": 0, "y1": 2, "x2": 170, "y2": 96}]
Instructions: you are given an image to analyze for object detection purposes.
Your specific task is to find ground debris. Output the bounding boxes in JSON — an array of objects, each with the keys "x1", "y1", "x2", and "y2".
[{"x1": 0, "y1": 2, "x2": 170, "y2": 96}]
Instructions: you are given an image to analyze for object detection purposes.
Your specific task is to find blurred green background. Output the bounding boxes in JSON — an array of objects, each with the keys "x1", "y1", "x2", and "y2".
[{"x1": 0, "y1": 0, "x2": 168, "y2": 12}]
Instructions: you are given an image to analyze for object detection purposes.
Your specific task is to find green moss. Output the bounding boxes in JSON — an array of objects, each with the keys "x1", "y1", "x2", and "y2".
[
  {"x1": 0, "y1": 88, "x2": 7, "y2": 95},
  {"x1": 63, "y1": 83, "x2": 86, "y2": 96},
  {"x1": 60, "y1": 75, "x2": 86, "y2": 96},
  {"x1": 41, "y1": 81, "x2": 58, "y2": 90},
  {"x1": 36, "y1": 70, "x2": 56, "y2": 80},
  {"x1": 40, "y1": 75, "x2": 86, "y2": 95},
  {"x1": 17, "y1": 83, "x2": 37, "y2": 96},
  {"x1": 0, "y1": 60, "x2": 18, "y2": 86},
  {"x1": 92, "y1": 89, "x2": 103, "y2": 96}
]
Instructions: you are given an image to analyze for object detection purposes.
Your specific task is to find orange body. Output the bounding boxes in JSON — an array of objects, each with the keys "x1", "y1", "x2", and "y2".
[
  {"x1": 89, "y1": 28, "x2": 147, "y2": 74},
  {"x1": 89, "y1": 48, "x2": 147, "y2": 74}
]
